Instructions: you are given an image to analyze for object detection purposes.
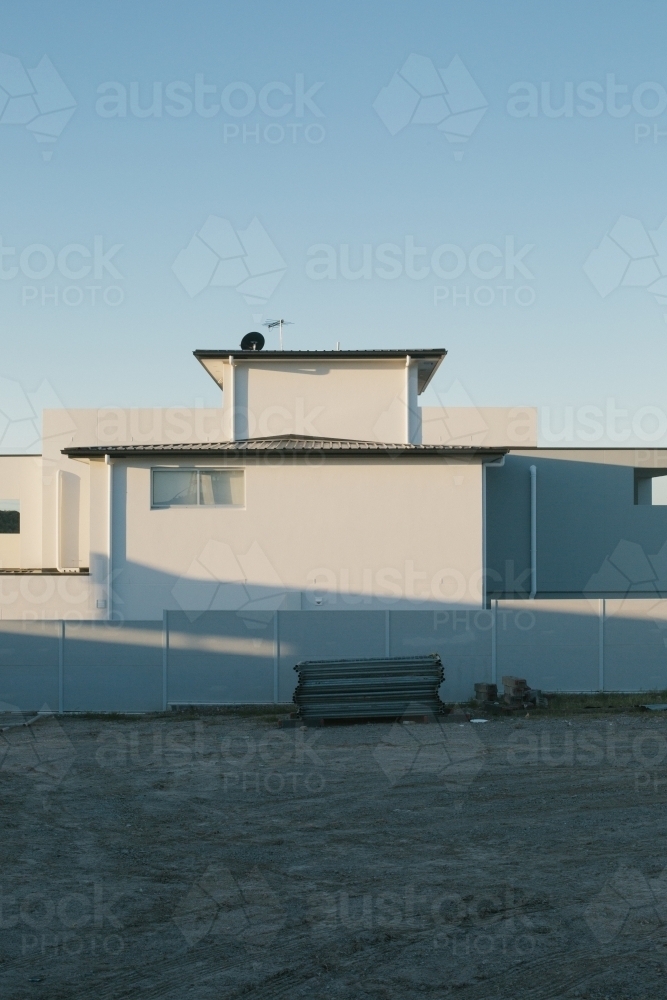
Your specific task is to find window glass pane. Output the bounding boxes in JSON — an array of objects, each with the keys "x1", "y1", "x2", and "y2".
[
  {"x1": 152, "y1": 470, "x2": 198, "y2": 506},
  {"x1": 0, "y1": 500, "x2": 19, "y2": 534},
  {"x1": 199, "y1": 470, "x2": 244, "y2": 506},
  {"x1": 652, "y1": 475, "x2": 667, "y2": 505}
]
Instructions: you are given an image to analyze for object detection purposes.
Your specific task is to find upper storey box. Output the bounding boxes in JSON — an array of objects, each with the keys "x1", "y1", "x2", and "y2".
[{"x1": 194, "y1": 348, "x2": 446, "y2": 444}]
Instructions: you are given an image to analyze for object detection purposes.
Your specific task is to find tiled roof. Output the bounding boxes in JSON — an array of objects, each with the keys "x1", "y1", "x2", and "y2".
[{"x1": 63, "y1": 434, "x2": 507, "y2": 458}]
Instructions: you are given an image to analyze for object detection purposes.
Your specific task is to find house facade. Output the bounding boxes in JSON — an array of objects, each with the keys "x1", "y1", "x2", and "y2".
[{"x1": 1, "y1": 344, "x2": 667, "y2": 624}]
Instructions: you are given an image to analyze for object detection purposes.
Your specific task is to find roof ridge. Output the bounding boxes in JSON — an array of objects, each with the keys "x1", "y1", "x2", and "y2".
[{"x1": 232, "y1": 433, "x2": 389, "y2": 443}]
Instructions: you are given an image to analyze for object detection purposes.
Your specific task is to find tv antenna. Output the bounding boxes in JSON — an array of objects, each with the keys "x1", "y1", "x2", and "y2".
[{"x1": 263, "y1": 318, "x2": 293, "y2": 350}]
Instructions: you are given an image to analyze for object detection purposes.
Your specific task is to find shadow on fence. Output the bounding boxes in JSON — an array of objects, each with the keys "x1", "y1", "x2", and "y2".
[{"x1": 0, "y1": 601, "x2": 666, "y2": 713}]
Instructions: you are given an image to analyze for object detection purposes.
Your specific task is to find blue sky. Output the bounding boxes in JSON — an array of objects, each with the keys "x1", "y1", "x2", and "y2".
[{"x1": 2, "y1": 0, "x2": 667, "y2": 445}]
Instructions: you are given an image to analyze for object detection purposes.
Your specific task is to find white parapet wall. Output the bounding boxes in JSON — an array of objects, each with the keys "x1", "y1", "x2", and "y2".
[{"x1": 421, "y1": 407, "x2": 537, "y2": 447}]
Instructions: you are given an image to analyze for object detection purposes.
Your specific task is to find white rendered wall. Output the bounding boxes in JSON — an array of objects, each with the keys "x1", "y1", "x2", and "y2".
[
  {"x1": 421, "y1": 407, "x2": 537, "y2": 447},
  {"x1": 113, "y1": 456, "x2": 485, "y2": 619},
  {"x1": 0, "y1": 456, "x2": 42, "y2": 569},
  {"x1": 40, "y1": 407, "x2": 228, "y2": 572},
  {"x1": 221, "y1": 359, "x2": 415, "y2": 442}
]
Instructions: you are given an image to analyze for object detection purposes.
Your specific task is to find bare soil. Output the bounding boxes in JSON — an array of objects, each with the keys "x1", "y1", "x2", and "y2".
[{"x1": 2, "y1": 709, "x2": 667, "y2": 999}]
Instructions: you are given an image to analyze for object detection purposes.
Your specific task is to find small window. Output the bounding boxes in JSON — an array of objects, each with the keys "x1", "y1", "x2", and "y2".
[
  {"x1": 152, "y1": 469, "x2": 244, "y2": 508},
  {"x1": 0, "y1": 500, "x2": 20, "y2": 534},
  {"x1": 635, "y1": 470, "x2": 667, "y2": 505}
]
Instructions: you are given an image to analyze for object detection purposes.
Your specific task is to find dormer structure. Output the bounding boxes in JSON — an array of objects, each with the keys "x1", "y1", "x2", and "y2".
[{"x1": 194, "y1": 348, "x2": 446, "y2": 444}]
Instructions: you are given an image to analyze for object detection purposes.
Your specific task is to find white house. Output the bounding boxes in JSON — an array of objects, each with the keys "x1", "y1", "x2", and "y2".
[
  {"x1": 3, "y1": 341, "x2": 667, "y2": 625},
  {"x1": 5, "y1": 341, "x2": 667, "y2": 709},
  {"x1": 0, "y1": 346, "x2": 517, "y2": 620}
]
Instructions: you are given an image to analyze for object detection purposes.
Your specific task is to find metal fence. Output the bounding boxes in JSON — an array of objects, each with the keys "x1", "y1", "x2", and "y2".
[{"x1": 1, "y1": 600, "x2": 666, "y2": 713}]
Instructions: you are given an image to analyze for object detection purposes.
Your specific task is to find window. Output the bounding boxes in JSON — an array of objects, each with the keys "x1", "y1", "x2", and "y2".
[
  {"x1": 0, "y1": 500, "x2": 20, "y2": 534},
  {"x1": 151, "y1": 469, "x2": 244, "y2": 508},
  {"x1": 634, "y1": 470, "x2": 667, "y2": 506}
]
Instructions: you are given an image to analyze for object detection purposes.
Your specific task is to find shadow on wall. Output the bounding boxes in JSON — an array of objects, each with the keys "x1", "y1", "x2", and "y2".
[{"x1": 486, "y1": 456, "x2": 667, "y2": 598}]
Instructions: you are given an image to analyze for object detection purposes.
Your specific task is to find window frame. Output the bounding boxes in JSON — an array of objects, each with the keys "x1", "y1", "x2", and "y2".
[{"x1": 150, "y1": 467, "x2": 245, "y2": 510}]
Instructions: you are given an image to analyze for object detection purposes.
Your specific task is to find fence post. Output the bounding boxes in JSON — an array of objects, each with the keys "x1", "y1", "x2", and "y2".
[
  {"x1": 491, "y1": 600, "x2": 497, "y2": 684},
  {"x1": 598, "y1": 598, "x2": 605, "y2": 692},
  {"x1": 58, "y1": 620, "x2": 64, "y2": 714},
  {"x1": 273, "y1": 611, "x2": 280, "y2": 704},
  {"x1": 162, "y1": 609, "x2": 169, "y2": 712}
]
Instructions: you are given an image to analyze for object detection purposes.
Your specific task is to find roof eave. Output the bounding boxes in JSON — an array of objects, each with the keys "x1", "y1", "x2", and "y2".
[
  {"x1": 194, "y1": 349, "x2": 448, "y2": 395},
  {"x1": 62, "y1": 444, "x2": 508, "y2": 459}
]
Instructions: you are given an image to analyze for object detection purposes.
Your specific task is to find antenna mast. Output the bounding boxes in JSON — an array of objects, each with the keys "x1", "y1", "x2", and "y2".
[{"x1": 263, "y1": 318, "x2": 293, "y2": 350}]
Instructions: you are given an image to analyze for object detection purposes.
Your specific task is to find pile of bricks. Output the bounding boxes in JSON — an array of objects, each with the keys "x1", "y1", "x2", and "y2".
[
  {"x1": 473, "y1": 678, "x2": 549, "y2": 711},
  {"x1": 474, "y1": 683, "x2": 498, "y2": 704},
  {"x1": 502, "y1": 675, "x2": 548, "y2": 708}
]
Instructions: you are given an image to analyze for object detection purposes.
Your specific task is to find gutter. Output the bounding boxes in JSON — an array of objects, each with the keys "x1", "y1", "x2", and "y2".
[
  {"x1": 228, "y1": 354, "x2": 236, "y2": 442},
  {"x1": 530, "y1": 464, "x2": 537, "y2": 600},
  {"x1": 105, "y1": 454, "x2": 113, "y2": 621},
  {"x1": 481, "y1": 454, "x2": 506, "y2": 607},
  {"x1": 63, "y1": 444, "x2": 509, "y2": 459}
]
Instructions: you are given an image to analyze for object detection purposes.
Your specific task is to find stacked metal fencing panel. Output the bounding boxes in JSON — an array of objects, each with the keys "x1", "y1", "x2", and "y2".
[{"x1": 292, "y1": 654, "x2": 445, "y2": 721}]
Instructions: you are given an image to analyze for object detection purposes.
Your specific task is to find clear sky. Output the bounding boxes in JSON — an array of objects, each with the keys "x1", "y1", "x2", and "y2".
[{"x1": 2, "y1": 0, "x2": 667, "y2": 447}]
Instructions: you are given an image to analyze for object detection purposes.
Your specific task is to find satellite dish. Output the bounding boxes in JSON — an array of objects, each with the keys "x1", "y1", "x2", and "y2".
[{"x1": 240, "y1": 331, "x2": 265, "y2": 351}]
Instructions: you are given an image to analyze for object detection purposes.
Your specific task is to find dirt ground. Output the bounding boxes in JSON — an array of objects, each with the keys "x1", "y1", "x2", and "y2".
[{"x1": 2, "y1": 708, "x2": 667, "y2": 999}]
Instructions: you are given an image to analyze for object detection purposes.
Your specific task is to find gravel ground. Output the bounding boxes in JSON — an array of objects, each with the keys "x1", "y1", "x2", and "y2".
[{"x1": 2, "y1": 709, "x2": 667, "y2": 999}]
